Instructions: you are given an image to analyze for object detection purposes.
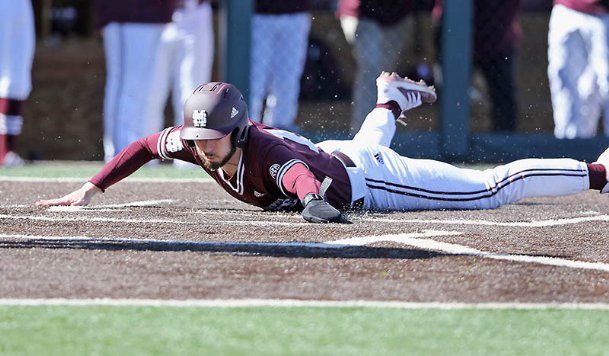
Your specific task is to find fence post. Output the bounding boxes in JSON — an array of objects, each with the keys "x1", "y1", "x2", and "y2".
[
  {"x1": 440, "y1": 0, "x2": 472, "y2": 160},
  {"x1": 220, "y1": 0, "x2": 252, "y2": 95}
]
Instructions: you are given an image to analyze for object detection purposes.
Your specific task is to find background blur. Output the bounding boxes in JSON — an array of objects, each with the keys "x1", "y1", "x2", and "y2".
[{"x1": 23, "y1": 0, "x2": 553, "y2": 161}]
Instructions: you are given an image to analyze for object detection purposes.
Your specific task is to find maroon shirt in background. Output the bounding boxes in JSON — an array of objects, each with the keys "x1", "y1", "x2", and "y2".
[
  {"x1": 433, "y1": 0, "x2": 522, "y2": 61},
  {"x1": 337, "y1": 0, "x2": 414, "y2": 26},
  {"x1": 91, "y1": 121, "x2": 352, "y2": 211},
  {"x1": 554, "y1": 0, "x2": 609, "y2": 14},
  {"x1": 94, "y1": 0, "x2": 182, "y2": 29},
  {"x1": 255, "y1": 0, "x2": 311, "y2": 14}
]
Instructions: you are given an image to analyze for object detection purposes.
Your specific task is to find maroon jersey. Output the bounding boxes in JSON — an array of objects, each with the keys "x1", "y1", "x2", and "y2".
[
  {"x1": 91, "y1": 121, "x2": 352, "y2": 211},
  {"x1": 94, "y1": 0, "x2": 187, "y2": 29},
  {"x1": 337, "y1": 0, "x2": 414, "y2": 26},
  {"x1": 555, "y1": 0, "x2": 609, "y2": 14},
  {"x1": 256, "y1": 0, "x2": 311, "y2": 14}
]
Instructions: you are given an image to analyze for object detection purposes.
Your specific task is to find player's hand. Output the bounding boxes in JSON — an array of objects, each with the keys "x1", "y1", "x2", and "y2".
[
  {"x1": 301, "y1": 193, "x2": 349, "y2": 223},
  {"x1": 35, "y1": 182, "x2": 102, "y2": 207}
]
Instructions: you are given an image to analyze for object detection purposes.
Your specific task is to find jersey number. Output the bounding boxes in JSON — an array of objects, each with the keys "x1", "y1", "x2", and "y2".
[{"x1": 266, "y1": 129, "x2": 319, "y2": 153}]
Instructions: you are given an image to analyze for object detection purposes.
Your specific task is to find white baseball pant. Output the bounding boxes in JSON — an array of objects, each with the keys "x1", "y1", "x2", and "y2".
[
  {"x1": 102, "y1": 0, "x2": 213, "y2": 161},
  {"x1": 548, "y1": 4, "x2": 609, "y2": 138},
  {"x1": 0, "y1": 0, "x2": 35, "y2": 136},
  {"x1": 319, "y1": 108, "x2": 590, "y2": 210}
]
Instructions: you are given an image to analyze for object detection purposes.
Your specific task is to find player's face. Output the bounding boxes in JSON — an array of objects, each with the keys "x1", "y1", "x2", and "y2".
[{"x1": 193, "y1": 134, "x2": 236, "y2": 170}]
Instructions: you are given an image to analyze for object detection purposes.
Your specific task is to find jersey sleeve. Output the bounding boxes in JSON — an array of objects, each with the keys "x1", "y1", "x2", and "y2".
[
  {"x1": 89, "y1": 127, "x2": 196, "y2": 191},
  {"x1": 155, "y1": 126, "x2": 198, "y2": 163},
  {"x1": 281, "y1": 163, "x2": 321, "y2": 200}
]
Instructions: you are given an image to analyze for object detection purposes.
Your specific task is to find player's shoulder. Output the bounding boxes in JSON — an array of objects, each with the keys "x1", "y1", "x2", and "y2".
[{"x1": 246, "y1": 122, "x2": 285, "y2": 148}]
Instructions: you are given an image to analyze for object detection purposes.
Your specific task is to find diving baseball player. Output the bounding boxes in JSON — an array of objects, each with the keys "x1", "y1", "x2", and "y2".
[{"x1": 36, "y1": 73, "x2": 609, "y2": 223}]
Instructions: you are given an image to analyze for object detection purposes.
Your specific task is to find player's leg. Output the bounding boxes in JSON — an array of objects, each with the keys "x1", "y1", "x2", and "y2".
[
  {"x1": 170, "y1": 1, "x2": 214, "y2": 168},
  {"x1": 590, "y1": 13, "x2": 609, "y2": 137},
  {"x1": 264, "y1": 13, "x2": 310, "y2": 131},
  {"x1": 171, "y1": 0, "x2": 213, "y2": 124},
  {"x1": 102, "y1": 23, "x2": 168, "y2": 160},
  {"x1": 0, "y1": 0, "x2": 34, "y2": 166},
  {"x1": 379, "y1": 15, "x2": 410, "y2": 81},
  {"x1": 477, "y1": 55, "x2": 517, "y2": 131},
  {"x1": 548, "y1": 5, "x2": 593, "y2": 138},
  {"x1": 249, "y1": 14, "x2": 275, "y2": 123},
  {"x1": 353, "y1": 145, "x2": 591, "y2": 211},
  {"x1": 350, "y1": 18, "x2": 384, "y2": 131}
]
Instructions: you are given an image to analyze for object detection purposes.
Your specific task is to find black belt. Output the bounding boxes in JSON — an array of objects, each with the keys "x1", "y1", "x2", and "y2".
[
  {"x1": 332, "y1": 151, "x2": 364, "y2": 209},
  {"x1": 332, "y1": 151, "x2": 356, "y2": 168}
]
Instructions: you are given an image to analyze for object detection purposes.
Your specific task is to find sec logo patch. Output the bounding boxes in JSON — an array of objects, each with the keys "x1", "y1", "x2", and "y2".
[
  {"x1": 269, "y1": 164, "x2": 280, "y2": 179},
  {"x1": 165, "y1": 131, "x2": 184, "y2": 153}
]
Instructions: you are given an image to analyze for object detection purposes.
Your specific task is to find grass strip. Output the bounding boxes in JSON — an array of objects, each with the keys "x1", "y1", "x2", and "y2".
[{"x1": 0, "y1": 306, "x2": 607, "y2": 355}]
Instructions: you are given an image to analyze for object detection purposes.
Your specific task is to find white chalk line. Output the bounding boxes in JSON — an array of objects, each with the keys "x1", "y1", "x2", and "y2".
[
  {"x1": 0, "y1": 213, "x2": 184, "y2": 225},
  {"x1": 1, "y1": 298, "x2": 609, "y2": 310},
  {"x1": 3, "y1": 230, "x2": 609, "y2": 273},
  {"x1": 0, "y1": 233, "x2": 348, "y2": 249},
  {"x1": 331, "y1": 234, "x2": 609, "y2": 273},
  {"x1": 48, "y1": 199, "x2": 175, "y2": 211},
  {"x1": 0, "y1": 213, "x2": 314, "y2": 227},
  {"x1": 4, "y1": 209, "x2": 608, "y2": 229},
  {"x1": 361, "y1": 214, "x2": 609, "y2": 227},
  {"x1": 328, "y1": 230, "x2": 463, "y2": 245}
]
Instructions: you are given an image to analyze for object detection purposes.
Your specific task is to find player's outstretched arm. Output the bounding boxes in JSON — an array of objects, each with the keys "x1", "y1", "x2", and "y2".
[{"x1": 35, "y1": 182, "x2": 102, "y2": 207}]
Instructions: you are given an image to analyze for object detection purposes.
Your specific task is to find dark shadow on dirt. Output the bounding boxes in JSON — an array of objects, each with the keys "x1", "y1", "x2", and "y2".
[{"x1": 0, "y1": 238, "x2": 449, "y2": 260}]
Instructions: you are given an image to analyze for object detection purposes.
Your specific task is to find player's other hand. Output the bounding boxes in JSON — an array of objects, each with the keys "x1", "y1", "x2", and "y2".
[
  {"x1": 35, "y1": 182, "x2": 102, "y2": 207},
  {"x1": 301, "y1": 193, "x2": 350, "y2": 223}
]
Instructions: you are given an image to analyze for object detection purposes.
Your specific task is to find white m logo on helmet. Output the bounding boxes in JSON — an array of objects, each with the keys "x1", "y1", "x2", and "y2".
[{"x1": 192, "y1": 110, "x2": 207, "y2": 127}]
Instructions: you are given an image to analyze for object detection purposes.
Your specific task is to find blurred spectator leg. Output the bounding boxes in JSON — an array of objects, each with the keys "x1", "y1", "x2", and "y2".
[
  {"x1": 266, "y1": 13, "x2": 311, "y2": 131},
  {"x1": 172, "y1": 0, "x2": 214, "y2": 168},
  {"x1": 0, "y1": 0, "x2": 34, "y2": 166},
  {"x1": 102, "y1": 23, "x2": 169, "y2": 161},
  {"x1": 478, "y1": 55, "x2": 517, "y2": 131},
  {"x1": 249, "y1": 15, "x2": 274, "y2": 123},
  {"x1": 347, "y1": 16, "x2": 409, "y2": 132},
  {"x1": 593, "y1": 13, "x2": 609, "y2": 136},
  {"x1": 171, "y1": 0, "x2": 214, "y2": 124},
  {"x1": 548, "y1": 5, "x2": 597, "y2": 138},
  {"x1": 548, "y1": 8, "x2": 586, "y2": 138},
  {"x1": 350, "y1": 18, "x2": 383, "y2": 131}
]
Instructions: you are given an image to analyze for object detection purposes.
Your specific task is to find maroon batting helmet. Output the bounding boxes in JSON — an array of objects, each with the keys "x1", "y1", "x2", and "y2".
[{"x1": 180, "y1": 82, "x2": 249, "y2": 146}]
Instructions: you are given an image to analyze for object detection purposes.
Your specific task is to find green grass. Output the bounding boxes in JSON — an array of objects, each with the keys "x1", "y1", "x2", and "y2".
[{"x1": 1, "y1": 306, "x2": 608, "y2": 355}]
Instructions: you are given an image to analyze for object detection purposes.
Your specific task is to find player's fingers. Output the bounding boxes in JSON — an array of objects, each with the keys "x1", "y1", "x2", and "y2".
[{"x1": 35, "y1": 198, "x2": 72, "y2": 207}]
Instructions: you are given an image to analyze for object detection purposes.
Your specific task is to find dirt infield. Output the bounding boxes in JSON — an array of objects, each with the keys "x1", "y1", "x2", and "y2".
[{"x1": 1, "y1": 179, "x2": 609, "y2": 303}]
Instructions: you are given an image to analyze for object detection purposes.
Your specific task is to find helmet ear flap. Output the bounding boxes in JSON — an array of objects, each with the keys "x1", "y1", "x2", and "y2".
[{"x1": 236, "y1": 125, "x2": 249, "y2": 147}]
